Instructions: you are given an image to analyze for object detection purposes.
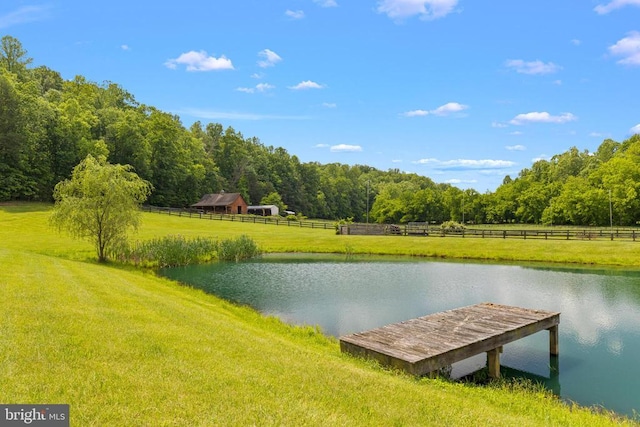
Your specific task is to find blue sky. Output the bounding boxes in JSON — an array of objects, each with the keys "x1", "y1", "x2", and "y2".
[{"x1": 2, "y1": 1, "x2": 639, "y2": 191}]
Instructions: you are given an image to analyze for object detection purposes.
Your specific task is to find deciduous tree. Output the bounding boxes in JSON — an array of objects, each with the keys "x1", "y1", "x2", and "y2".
[{"x1": 49, "y1": 155, "x2": 152, "y2": 262}]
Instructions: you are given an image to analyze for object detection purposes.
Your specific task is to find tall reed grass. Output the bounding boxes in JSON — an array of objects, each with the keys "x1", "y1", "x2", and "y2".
[
  {"x1": 216, "y1": 234, "x2": 262, "y2": 262},
  {"x1": 110, "y1": 235, "x2": 218, "y2": 267},
  {"x1": 109, "y1": 234, "x2": 261, "y2": 266}
]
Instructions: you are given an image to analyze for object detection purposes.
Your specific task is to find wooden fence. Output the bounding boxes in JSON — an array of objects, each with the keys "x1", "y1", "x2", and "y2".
[
  {"x1": 142, "y1": 205, "x2": 334, "y2": 230},
  {"x1": 342, "y1": 222, "x2": 639, "y2": 241},
  {"x1": 143, "y1": 206, "x2": 639, "y2": 241},
  {"x1": 402, "y1": 222, "x2": 639, "y2": 241}
]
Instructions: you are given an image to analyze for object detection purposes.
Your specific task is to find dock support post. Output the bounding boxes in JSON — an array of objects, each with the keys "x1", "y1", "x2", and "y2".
[
  {"x1": 487, "y1": 348, "x2": 501, "y2": 379},
  {"x1": 549, "y1": 325, "x2": 559, "y2": 356}
]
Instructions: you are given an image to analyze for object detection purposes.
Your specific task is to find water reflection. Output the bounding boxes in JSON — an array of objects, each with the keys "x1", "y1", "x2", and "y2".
[{"x1": 160, "y1": 255, "x2": 640, "y2": 418}]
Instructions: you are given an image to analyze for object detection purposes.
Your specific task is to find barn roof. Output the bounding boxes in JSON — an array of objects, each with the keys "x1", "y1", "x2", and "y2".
[{"x1": 191, "y1": 193, "x2": 244, "y2": 207}]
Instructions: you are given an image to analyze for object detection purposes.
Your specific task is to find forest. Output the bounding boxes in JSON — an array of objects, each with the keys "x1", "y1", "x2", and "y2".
[{"x1": 2, "y1": 35, "x2": 639, "y2": 226}]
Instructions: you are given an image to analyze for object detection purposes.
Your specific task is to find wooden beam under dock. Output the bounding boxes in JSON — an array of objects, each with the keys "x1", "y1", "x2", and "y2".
[{"x1": 339, "y1": 302, "x2": 560, "y2": 379}]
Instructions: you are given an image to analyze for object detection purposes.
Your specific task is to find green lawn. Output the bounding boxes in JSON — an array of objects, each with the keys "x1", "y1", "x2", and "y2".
[{"x1": 0, "y1": 203, "x2": 636, "y2": 425}]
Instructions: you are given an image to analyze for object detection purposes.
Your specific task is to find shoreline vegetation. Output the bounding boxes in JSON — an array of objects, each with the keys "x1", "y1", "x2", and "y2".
[{"x1": 1, "y1": 203, "x2": 638, "y2": 425}]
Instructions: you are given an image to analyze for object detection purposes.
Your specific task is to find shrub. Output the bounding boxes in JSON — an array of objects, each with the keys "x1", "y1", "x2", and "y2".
[
  {"x1": 334, "y1": 217, "x2": 353, "y2": 234},
  {"x1": 441, "y1": 221, "x2": 466, "y2": 232},
  {"x1": 216, "y1": 235, "x2": 262, "y2": 262}
]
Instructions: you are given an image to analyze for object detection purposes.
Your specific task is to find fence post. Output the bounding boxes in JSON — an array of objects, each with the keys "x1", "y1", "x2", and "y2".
[{"x1": 503, "y1": 230, "x2": 506, "y2": 239}]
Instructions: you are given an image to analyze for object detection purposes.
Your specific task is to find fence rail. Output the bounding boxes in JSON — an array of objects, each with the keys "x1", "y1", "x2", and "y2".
[
  {"x1": 343, "y1": 222, "x2": 639, "y2": 241},
  {"x1": 143, "y1": 206, "x2": 639, "y2": 241},
  {"x1": 142, "y1": 205, "x2": 334, "y2": 230}
]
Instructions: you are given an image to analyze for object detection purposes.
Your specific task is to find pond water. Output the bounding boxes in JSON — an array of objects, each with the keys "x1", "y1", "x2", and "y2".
[{"x1": 160, "y1": 254, "x2": 640, "y2": 418}]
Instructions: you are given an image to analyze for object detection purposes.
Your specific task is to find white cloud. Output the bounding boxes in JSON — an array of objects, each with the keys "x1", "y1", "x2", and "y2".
[
  {"x1": 322, "y1": 102, "x2": 337, "y2": 108},
  {"x1": 403, "y1": 109, "x2": 430, "y2": 117},
  {"x1": 446, "y1": 179, "x2": 478, "y2": 184},
  {"x1": 441, "y1": 159, "x2": 515, "y2": 169},
  {"x1": 165, "y1": 51, "x2": 234, "y2": 71},
  {"x1": 0, "y1": 5, "x2": 50, "y2": 28},
  {"x1": 505, "y1": 59, "x2": 561, "y2": 75},
  {"x1": 251, "y1": 73, "x2": 264, "y2": 79},
  {"x1": 236, "y1": 83, "x2": 275, "y2": 94},
  {"x1": 414, "y1": 158, "x2": 516, "y2": 170},
  {"x1": 510, "y1": 112, "x2": 577, "y2": 125},
  {"x1": 258, "y1": 49, "x2": 282, "y2": 68},
  {"x1": 491, "y1": 121, "x2": 508, "y2": 128},
  {"x1": 631, "y1": 124, "x2": 640, "y2": 134},
  {"x1": 532, "y1": 155, "x2": 551, "y2": 163},
  {"x1": 589, "y1": 132, "x2": 604, "y2": 137},
  {"x1": 414, "y1": 158, "x2": 438, "y2": 164},
  {"x1": 571, "y1": 39, "x2": 582, "y2": 46},
  {"x1": 403, "y1": 102, "x2": 468, "y2": 117},
  {"x1": 595, "y1": 0, "x2": 640, "y2": 14},
  {"x1": 506, "y1": 145, "x2": 526, "y2": 151},
  {"x1": 509, "y1": 131, "x2": 523, "y2": 136},
  {"x1": 178, "y1": 108, "x2": 309, "y2": 121},
  {"x1": 392, "y1": 159, "x2": 403, "y2": 163},
  {"x1": 432, "y1": 102, "x2": 468, "y2": 116},
  {"x1": 256, "y1": 83, "x2": 275, "y2": 92},
  {"x1": 608, "y1": 31, "x2": 640, "y2": 66},
  {"x1": 330, "y1": 144, "x2": 362, "y2": 152},
  {"x1": 285, "y1": 10, "x2": 305, "y2": 19},
  {"x1": 315, "y1": 143, "x2": 330, "y2": 148},
  {"x1": 121, "y1": 44, "x2": 130, "y2": 51},
  {"x1": 377, "y1": 0, "x2": 458, "y2": 21},
  {"x1": 289, "y1": 80, "x2": 325, "y2": 90},
  {"x1": 553, "y1": 80, "x2": 562, "y2": 85},
  {"x1": 314, "y1": 0, "x2": 338, "y2": 7}
]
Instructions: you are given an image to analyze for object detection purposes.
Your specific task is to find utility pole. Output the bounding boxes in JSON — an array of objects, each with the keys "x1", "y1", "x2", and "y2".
[
  {"x1": 609, "y1": 189, "x2": 613, "y2": 241},
  {"x1": 366, "y1": 180, "x2": 370, "y2": 224},
  {"x1": 462, "y1": 191, "x2": 465, "y2": 224}
]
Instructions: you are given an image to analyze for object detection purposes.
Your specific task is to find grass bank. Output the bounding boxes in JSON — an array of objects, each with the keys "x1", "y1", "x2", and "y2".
[
  {"x1": 2, "y1": 203, "x2": 640, "y2": 267},
  {"x1": 0, "y1": 203, "x2": 636, "y2": 425}
]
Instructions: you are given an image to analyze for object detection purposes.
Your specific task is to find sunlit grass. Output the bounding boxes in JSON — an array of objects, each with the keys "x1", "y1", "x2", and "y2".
[
  {"x1": 0, "y1": 203, "x2": 636, "y2": 424},
  {"x1": 0, "y1": 246, "x2": 631, "y2": 425},
  {"x1": 1, "y1": 203, "x2": 639, "y2": 268},
  {"x1": 139, "y1": 211, "x2": 640, "y2": 268}
]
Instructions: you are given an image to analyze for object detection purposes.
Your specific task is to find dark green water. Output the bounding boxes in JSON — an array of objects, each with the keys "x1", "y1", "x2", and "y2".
[{"x1": 160, "y1": 254, "x2": 640, "y2": 418}]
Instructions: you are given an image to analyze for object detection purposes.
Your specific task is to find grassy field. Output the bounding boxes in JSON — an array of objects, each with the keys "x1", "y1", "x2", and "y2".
[{"x1": 1, "y1": 203, "x2": 637, "y2": 425}]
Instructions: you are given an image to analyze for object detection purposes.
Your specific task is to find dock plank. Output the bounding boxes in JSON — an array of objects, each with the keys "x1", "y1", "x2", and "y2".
[{"x1": 339, "y1": 302, "x2": 560, "y2": 377}]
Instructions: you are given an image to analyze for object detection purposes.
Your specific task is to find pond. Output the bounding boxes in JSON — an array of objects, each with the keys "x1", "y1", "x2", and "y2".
[{"x1": 160, "y1": 254, "x2": 640, "y2": 418}]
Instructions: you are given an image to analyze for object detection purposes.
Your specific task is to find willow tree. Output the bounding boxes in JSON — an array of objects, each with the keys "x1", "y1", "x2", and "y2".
[{"x1": 50, "y1": 154, "x2": 152, "y2": 262}]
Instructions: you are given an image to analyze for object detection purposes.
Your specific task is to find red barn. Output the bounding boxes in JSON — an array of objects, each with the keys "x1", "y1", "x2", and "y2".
[{"x1": 191, "y1": 192, "x2": 248, "y2": 215}]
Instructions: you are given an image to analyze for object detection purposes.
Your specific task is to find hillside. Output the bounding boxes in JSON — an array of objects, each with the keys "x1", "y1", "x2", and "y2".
[{"x1": 0, "y1": 204, "x2": 633, "y2": 425}]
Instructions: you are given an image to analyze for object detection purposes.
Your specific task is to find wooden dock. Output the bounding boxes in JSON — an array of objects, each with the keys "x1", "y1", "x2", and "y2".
[{"x1": 339, "y1": 302, "x2": 560, "y2": 378}]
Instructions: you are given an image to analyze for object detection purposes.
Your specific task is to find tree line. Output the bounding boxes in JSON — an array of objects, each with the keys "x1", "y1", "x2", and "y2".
[{"x1": 2, "y1": 35, "x2": 639, "y2": 226}]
